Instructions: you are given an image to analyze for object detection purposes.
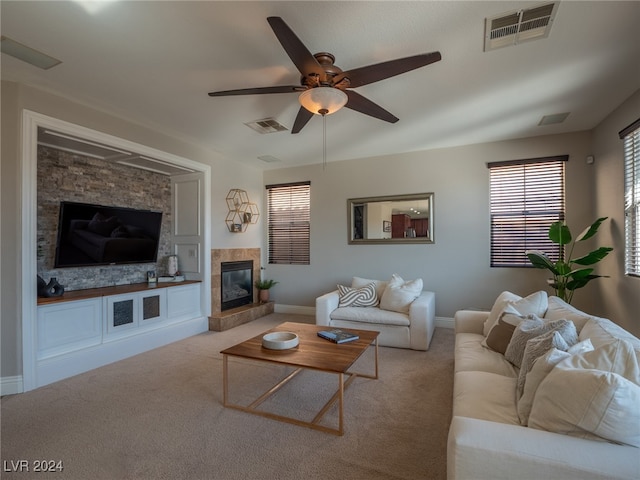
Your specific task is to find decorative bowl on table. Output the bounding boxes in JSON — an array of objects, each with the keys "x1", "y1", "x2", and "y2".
[{"x1": 262, "y1": 331, "x2": 299, "y2": 350}]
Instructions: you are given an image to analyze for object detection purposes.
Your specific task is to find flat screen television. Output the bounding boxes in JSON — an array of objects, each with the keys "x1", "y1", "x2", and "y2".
[{"x1": 54, "y1": 201, "x2": 163, "y2": 268}]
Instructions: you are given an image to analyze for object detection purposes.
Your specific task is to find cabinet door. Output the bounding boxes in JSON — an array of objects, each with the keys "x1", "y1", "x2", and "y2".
[
  {"x1": 106, "y1": 294, "x2": 138, "y2": 334},
  {"x1": 167, "y1": 284, "x2": 201, "y2": 321},
  {"x1": 139, "y1": 289, "x2": 166, "y2": 325},
  {"x1": 37, "y1": 299, "x2": 102, "y2": 360}
]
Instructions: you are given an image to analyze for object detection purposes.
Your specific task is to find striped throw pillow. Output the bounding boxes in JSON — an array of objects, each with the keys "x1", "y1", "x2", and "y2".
[{"x1": 337, "y1": 282, "x2": 378, "y2": 307}]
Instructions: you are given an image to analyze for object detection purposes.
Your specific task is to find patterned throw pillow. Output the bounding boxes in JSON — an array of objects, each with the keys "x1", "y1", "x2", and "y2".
[
  {"x1": 505, "y1": 317, "x2": 578, "y2": 368},
  {"x1": 516, "y1": 330, "x2": 570, "y2": 399},
  {"x1": 337, "y1": 282, "x2": 378, "y2": 307}
]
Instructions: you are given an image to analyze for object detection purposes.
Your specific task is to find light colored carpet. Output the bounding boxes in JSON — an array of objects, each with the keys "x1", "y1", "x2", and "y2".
[{"x1": 1, "y1": 313, "x2": 454, "y2": 480}]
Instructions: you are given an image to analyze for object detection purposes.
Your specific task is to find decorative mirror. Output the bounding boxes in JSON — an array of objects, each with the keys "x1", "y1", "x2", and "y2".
[{"x1": 348, "y1": 193, "x2": 434, "y2": 244}]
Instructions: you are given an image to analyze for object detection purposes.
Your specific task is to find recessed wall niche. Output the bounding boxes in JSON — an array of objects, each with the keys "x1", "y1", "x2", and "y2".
[{"x1": 37, "y1": 145, "x2": 172, "y2": 290}]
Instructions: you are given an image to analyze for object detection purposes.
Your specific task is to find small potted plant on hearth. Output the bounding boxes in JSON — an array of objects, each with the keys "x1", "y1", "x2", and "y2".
[{"x1": 255, "y1": 279, "x2": 278, "y2": 303}]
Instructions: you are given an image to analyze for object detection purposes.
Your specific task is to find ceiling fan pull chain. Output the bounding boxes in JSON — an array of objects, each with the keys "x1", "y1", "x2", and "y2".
[{"x1": 322, "y1": 112, "x2": 327, "y2": 170}]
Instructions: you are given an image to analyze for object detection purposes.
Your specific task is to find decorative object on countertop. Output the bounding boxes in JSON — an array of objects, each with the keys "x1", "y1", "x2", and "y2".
[
  {"x1": 225, "y1": 189, "x2": 259, "y2": 233},
  {"x1": 255, "y1": 278, "x2": 278, "y2": 303},
  {"x1": 167, "y1": 254, "x2": 179, "y2": 276},
  {"x1": 526, "y1": 217, "x2": 613, "y2": 304},
  {"x1": 37, "y1": 275, "x2": 65, "y2": 297}
]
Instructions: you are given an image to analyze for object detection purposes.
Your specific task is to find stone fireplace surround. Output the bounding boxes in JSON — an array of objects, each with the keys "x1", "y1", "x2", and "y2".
[{"x1": 209, "y1": 248, "x2": 274, "y2": 331}]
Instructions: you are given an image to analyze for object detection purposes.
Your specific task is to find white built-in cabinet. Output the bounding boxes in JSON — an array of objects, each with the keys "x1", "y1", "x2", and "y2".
[{"x1": 35, "y1": 281, "x2": 204, "y2": 388}]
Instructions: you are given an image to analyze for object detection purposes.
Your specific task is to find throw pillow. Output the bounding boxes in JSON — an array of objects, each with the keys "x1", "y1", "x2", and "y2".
[
  {"x1": 351, "y1": 276, "x2": 388, "y2": 301},
  {"x1": 517, "y1": 348, "x2": 571, "y2": 425},
  {"x1": 483, "y1": 291, "x2": 548, "y2": 337},
  {"x1": 529, "y1": 367, "x2": 640, "y2": 447},
  {"x1": 483, "y1": 304, "x2": 524, "y2": 354},
  {"x1": 483, "y1": 291, "x2": 521, "y2": 336},
  {"x1": 337, "y1": 283, "x2": 378, "y2": 307},
  {"x1": 517, "y1": 339, "x2": 595, "y2": 425},
  {"x1": 516, "y1": 330, "x2": 570, "y2": 399},
  {"x1": 504, "y1": 317, "x2": 577, "y2": 368},
  {"x1": 553, "y1": 338, "x2": 640, "y2": 383},
  {"x1": 529, "y1": 339, "x2": 640, "y2": 447},
  {"x1": 379, "y1": 274, "x2": 423, "y2": 313},
  {"x1": 544, "y1": 296, "x2": 592, "y2": 333}
]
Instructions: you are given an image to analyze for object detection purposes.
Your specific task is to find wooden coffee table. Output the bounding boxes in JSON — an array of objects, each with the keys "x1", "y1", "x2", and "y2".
[{"x1": 221, "y1": 322, "x2": 379, "y2": 435}]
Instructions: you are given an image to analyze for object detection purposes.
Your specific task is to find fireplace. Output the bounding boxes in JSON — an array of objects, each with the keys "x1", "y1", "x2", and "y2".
[{"x1": 221, "y1": 261, "x2": 253, "y2": 311}]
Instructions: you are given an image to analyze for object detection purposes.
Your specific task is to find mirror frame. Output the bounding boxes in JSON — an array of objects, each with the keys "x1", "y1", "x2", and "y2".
[{"x1": 347, "y1": 192, "x2": 435, "y2": 245}]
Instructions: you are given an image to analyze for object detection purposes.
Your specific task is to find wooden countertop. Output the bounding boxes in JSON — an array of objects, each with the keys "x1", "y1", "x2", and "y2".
[{"x1": 37, "y1": 280, "x2": 201, "y2": 306}]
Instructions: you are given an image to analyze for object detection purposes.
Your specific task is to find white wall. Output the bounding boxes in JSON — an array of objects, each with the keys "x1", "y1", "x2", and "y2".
[
  {"x1": 263, "y1": 131, "x2": 598, "y2": 319},
  {"x1": 0, "y1": 81, "x2": 264, "y2": 380},
  {"x1": 592, "y1": 89, "x2": 640, "y2": 336}
]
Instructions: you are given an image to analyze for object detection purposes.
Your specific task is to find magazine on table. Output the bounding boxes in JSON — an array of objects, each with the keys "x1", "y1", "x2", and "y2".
[{"x1": 317, "y1": 328, "x2": 359, "y2": 344}]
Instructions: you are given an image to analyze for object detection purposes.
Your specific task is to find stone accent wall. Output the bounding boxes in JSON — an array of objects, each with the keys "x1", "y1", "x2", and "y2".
[
  {"x1": 211, "y1": 248, "x2": 261, "y2": 314},
  {"x1": 37, "y1": 146, "x2": 172, "y2": 291}
]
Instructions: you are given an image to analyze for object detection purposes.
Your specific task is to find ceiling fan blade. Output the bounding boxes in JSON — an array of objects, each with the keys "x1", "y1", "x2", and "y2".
[
  {"x1": 267, "y1": 16, "x2": 323, "y2": 78},
  {"x1": 291, "y1": 107, "x2": 314, "y2": 134},
  {"x1": 339, "y1": 52, "x2": 441, "y2": 88},
  {"x1": 345, "y1": 90, "x2": 399, "y2": 124},
  {"x1": 208, "y1": 85, "x2": 305, "y2": 97}
]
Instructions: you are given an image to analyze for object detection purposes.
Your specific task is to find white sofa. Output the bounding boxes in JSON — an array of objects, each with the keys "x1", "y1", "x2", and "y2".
[
  {"x1": 448, "y1": 292, "x2": 640, "y2": 480},
  {"x1": 315, "y1": 275, "x2": 436, "y2": 350}
]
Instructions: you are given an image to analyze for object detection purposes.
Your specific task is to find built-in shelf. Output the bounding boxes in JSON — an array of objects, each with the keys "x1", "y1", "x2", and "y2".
[
  {"x1": 37, "y1": 280, "x2": 201, "y2": 305},
  {"x1": 35, "y1": 280, "x2": 205, "y2": 389}
]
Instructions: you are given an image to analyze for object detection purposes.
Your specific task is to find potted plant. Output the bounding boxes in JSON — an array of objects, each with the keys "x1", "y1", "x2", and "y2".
[
  {"x1": 255, "y1": 279, "x2": 279, "y2": 303},
  {"x1": 526, "y1": 217, "x2": 613, "y2": 304}
]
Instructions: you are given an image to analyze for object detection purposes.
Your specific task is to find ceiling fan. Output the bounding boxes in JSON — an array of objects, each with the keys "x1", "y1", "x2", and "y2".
[{"x1": 208, "y1": 16, "x2": 442, "y2": 134}]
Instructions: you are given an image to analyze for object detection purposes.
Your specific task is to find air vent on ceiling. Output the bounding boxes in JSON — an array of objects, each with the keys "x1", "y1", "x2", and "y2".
[
  {"x1": 484, "y1": 2, "x2": 558, "y2": 51},
  {"x1": 244, "y1": 118, "x2": 288, "y2": 134},
  {"x1": 539, "y1": 112, "x2": 570, "y2": 126}
]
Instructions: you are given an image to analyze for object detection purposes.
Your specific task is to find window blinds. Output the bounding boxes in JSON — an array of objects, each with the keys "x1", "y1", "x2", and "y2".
[
  {"x1": 620, "y1": 118, "x2": 640, "y2": 277},
  {"x1": 488, "y1": 156, "x2": 567, "y2": 267},
  {"x1": 266, "y1": 181, "x2": 311, "y2": 265}
]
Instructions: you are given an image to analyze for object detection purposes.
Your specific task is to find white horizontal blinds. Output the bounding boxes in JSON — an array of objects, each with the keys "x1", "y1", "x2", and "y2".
[
  {"x1": 488, "y1": 156, "x2": 567, "y2": 267},
  {"x1": 266, "y1": 181, "x2": 311, "y2": 265},
  {"x1": 620, "y1": 118, "x2": 640, "y2": 277}
]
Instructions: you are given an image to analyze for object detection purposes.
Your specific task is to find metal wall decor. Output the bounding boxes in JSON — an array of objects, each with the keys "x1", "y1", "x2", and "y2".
[{"x1": 225, "y1": 189, "x2": 260, "y2": 233}]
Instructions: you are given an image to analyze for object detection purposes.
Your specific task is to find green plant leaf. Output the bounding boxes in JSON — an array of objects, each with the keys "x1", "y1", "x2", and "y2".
[
  {"x1": 575, "y1": 217, "x2": 608, "y2": 242},
  {"x1": 549, "y1": 221, "x2": 571, "y2": 245},
  {"x1": 567, "y1": 274, "x2": 607, "y2": 291},
  {"x1": 569, "y1": 267, "x2": 594, "y2": 279},
  {"x1": 254, "y1": 279, "x2": 279, "y2": 290},
  {"x1": 572, "y1": 247, "x2": 613, "y2": 265},
  {"x1": 526, "y1": 251, "x2": 559, "y2": 274}
]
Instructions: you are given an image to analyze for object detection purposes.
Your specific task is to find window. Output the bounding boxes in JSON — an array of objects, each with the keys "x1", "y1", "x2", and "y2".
[
  {"x1": 266, "y1": 181, "x2": 310, "y2": 265},
  {"x1": 620, "y1": 118, "x2": 640, "y2": 277},
  {"x1": 488, "y1": 156, "x2": 567, "y2": 267}
]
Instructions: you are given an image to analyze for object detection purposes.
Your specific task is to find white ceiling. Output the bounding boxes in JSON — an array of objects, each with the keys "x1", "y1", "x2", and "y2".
[{"x1": 2, "y1": 1, "x2": 639, "y2": 170}]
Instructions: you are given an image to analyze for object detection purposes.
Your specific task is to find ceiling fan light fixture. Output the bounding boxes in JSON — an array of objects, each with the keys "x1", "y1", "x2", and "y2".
[{"x1": 299, "y1": 87, "x2": 347, "y2": 116}]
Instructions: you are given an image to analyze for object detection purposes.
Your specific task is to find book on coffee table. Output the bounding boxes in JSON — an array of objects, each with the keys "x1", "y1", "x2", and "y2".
[{"x1": 317, "y1": 329, "x2": 359, "y2": 344}]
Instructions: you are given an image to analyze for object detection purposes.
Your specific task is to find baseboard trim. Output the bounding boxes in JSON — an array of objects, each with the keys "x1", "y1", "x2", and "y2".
[
  {"x1": 436, "y1": 316, "x2": 455, "y2": 329},
  {"x1": 1, "y1": 375, "x2": 24, "y2": 396}
]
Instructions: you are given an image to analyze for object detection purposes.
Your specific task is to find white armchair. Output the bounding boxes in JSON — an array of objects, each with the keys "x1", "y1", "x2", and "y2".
[{"x1": 316, "y1": 279, "x2": 436, "y2": 351}]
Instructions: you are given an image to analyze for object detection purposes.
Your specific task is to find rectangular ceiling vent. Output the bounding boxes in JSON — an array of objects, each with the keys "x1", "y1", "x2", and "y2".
[
  {"x1": 244, "y1": 118, "x2": 288, "y2": 134},
  {"x1": 484, "y1": 2, "x2": 558, "y2": 51}
]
